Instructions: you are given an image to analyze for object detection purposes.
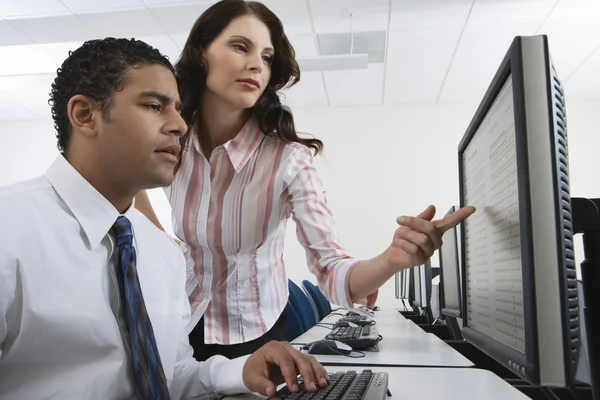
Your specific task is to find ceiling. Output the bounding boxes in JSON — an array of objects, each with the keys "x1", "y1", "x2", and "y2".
[{"x1": 0, "y1": 0, "x2": 599, "y2": 120}]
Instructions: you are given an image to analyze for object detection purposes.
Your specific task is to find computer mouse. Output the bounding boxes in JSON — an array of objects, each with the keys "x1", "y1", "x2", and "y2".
[
  {"x1": 304, "y1": 340, "x2": 352, "y2": 355},
  {"x1": 333, "y1": 321, "x2": 358, "y2": 328}
]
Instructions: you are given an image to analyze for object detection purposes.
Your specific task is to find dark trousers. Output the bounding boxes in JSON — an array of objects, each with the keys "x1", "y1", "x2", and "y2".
[{"x1": 189, "y1": 311, "x2": 287, "y2": 361}]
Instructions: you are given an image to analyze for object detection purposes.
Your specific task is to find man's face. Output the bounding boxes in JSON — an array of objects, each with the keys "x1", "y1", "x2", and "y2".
[{"x1": 95, "y1": 64, "x2": 187, "y2": 190}]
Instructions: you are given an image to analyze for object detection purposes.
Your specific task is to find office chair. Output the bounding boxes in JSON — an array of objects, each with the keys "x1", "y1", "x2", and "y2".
[
  {"x1": 302, "y1": 283, "x2": 321, "y2": 322},
  {"x1": 288, "y1": 280, "x2": 317, "y2": 331},
  {"x1": 281, "y1": 301, "x2": 306, "y2": 341},
  {"x1": 302, "y1": 280, "x2": 331, "y2": 320}
]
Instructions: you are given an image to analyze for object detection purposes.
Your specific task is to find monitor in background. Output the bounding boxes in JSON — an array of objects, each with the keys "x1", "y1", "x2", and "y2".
[
  {"x1": 458, "y1": 35, "x2": 580, "y2": 387},
  {"x1": 401, "y1": 269, "x2": 410, "y2": 299},
  {"x1": 412, "y1": 264, "x2": 422, "y2": 309},
  {"x1": 412, "y1": 259, "x2": 432, "y2": 311},
  {"x1": 395, "y1": 268, "x2": 405, "y2": 299},
  {"x1": 439, "y1": 206, "x2": 462, "y2": 319}
]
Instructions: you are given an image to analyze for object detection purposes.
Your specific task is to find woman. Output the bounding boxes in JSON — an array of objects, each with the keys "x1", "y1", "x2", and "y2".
[{"x1": 136, "y1": 0, "x2": 474, "y2": 361}]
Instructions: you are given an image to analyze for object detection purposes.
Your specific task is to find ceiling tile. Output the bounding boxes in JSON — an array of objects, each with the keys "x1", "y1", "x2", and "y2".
[
  {"x1": 137, "y1": 35, "x2": 182, "y2": 65},
  {"x1": 147, "y1": 2, "x2": 213, "y2": 35},
  {"x1": 0, "y1": 0, "x2": 71, "y2": 19},
  {"x1": 324, "y1": 63, "x2": 385, "y2": 106},
  {"x1": 564, "y1": 45, "x2": 600, "y2": 100},
  {"x1": 78, "y1": 8, "x2": 167, "y2": 38},
  {"x1": 169, "y1": 33, "x2": 189, "y2": 49},
  {"x1": 438, "y1": 56, "x2": 499, "y2": 103},
  {"x1": 259, "y1": 0, "x2": 312, "y2": 35},
  {"x1": 384, "y1": 61, "x2": 449, "y2": 103},
  {"x1": 38, "y1": 41, "x2": 87, "y2": 64},
  {"x1": 0, "y1": 45, "x2": 60, "y2": 76},
  {"x1": 9, "y1": 15, "x2": 97, "y2": 44},
  {"x1": 309, "y1": 0, "x2": 389, "y2": 34},
  {"x1": 440, "y1": 23, "x2": 539, "y2": 103},
  {"x1": 0, "y1": 96, "x2": 38, "y2": 120},
  {"x1": 61, "y1": 0, "x2": 145, "y2": 13},
  {"x1": 141, "y1": 0, "x2": 212, "y2": 6},
  {"x1": 390, "y1": 0, "x2": 473, "y2": 30},
  {"x1": 387, "y1": 28, "x2": 462, "y2": 63},
  {"x1": 467, "y1": 0, "x2": 557, "y2": 27},
  {"x1": 281, "y1": 71, "x2": 328, "y2": 108},
  {"x1": 0, "y1": 20, "x2": 34, "y2": 46},
  {"x1": 289, "y1": 34, "x2": 319, "y2": 58},
  {"x1": 0, "y1": 74, "x2": 55, "y2": 118},
  {"x1": 538, "y1": 21, "x2": 600, "y2": 79},
  {"x1": 453, "y1": 23, "x2": 538, "y2": 61},
  {"x1": 544, "y1": 0, "x2": 600, "y2": 23}
]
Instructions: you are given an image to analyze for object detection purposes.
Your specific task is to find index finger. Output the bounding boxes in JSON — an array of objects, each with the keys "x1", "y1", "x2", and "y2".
[
  {"x1": 435, "y1": 206, "x2": 476, "y2": 232},
  {"x1": 263, "y1": 344, "x2": 301, "y2": 392},
  {"x1": 282, "y1": 344, "x2": 320, "y2": 392}
]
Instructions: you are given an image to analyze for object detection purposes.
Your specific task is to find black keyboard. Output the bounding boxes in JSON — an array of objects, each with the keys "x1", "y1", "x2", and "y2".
[
  {"x1": 272, "y1": 370, "x2": 388, "y2": 400},
  {"x1": 325, "y1": 326, "x2": 380, "y2": 349},
  {"x1": 338, "y1": 315, "x2": 373, "y2": 326}
]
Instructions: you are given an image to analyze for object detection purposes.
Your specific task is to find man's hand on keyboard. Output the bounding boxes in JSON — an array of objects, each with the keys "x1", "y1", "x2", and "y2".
[{"x1": 242, "y1": 341, "x2": 330, "y2": 398}]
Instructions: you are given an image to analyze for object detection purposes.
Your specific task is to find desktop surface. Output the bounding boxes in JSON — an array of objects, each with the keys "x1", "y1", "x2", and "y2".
[{"x1": 293, "y1": 308, "x2": 473, "y2": 367}]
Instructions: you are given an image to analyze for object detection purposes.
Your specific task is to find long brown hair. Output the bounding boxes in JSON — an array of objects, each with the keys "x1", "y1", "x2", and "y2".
[{"x1": 175, "y1": 0, "x2": 323, "y2": 163}]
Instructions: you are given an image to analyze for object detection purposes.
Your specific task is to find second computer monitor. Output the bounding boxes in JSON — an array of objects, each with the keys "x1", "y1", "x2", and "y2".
[
  {"x1": 439, "y1": 206, "x2": 462, "y2": 318},
  {"x1": 412, "y1": 260, "x2": 431, "y2": 310}
]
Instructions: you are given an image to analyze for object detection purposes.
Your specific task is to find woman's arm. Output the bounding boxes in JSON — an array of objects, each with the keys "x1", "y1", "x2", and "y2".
[
  {"x1": 285, "y1": 146, "x2": 371, "y2": 308},
  {"x1": 134, "y1": 190, "x2": 166, "y2": 231}
]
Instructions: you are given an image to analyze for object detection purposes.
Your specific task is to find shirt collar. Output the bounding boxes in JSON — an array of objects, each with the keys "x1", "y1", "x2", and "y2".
[
  {"x1": 44, "y1": 154, "x2": 136, "y2": 249},
  {"x1": 192, "y1": 118, "x2": 264, "y2": 173}
]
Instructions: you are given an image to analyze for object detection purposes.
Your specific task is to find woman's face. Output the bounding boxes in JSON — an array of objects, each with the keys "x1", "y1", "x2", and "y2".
[{"x1": 203, "y1": 15, "x2": 274, "y2": 111}]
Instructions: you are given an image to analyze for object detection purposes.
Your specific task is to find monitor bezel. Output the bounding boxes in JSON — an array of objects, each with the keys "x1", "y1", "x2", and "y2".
[{"x1": 457, "y1": 36, "x2": 541, "y2": 384}]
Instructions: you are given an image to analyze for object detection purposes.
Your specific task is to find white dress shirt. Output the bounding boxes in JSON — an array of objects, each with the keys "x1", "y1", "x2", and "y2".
[{"x1": 0, "y1": 155, "x2": 249, "y2": 399}]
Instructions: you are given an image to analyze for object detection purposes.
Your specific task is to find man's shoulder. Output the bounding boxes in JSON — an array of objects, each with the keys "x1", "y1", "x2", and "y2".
[
  {"x1": 0, "y1": 176, "x2": 53, "y2": 216},
  {"x1": 0, "y1": 176, "x2": 50, "y2": 199}
]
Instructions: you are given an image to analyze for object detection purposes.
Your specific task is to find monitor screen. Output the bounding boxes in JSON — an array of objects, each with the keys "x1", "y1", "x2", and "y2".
[
  {"x1": 439, "y1": 206, "x2": 462, "y2": 317},
  {"x1": 461, "y1": 73, "x2": 526, "y2": 354}
]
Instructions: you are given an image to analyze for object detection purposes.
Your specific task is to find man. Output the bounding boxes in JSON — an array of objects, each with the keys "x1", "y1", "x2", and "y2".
[{"x1": 0, "y1": 38, "x2": 328, "y2": 399}]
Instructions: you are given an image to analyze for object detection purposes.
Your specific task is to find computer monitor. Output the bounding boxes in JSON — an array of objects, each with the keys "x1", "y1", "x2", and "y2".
[
  {"x1": 401, "y1": 269, "x2": 410, "y2": 299},
  {"x1": 458, "y1": 35, "x2": 580, "y2": 387},
  {"x1": 412, "y1": 260, "x2": 431, "y2": 310},
  {"x1": 412, "y1": 265, "x2": 422, "y2": 309},
  {"x1": 439, "y1": 206, "x2": 462, "y2": 318}
]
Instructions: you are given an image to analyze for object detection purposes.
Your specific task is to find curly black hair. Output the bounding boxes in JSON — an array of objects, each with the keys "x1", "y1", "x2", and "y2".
[{"x1": 49, "y1": 37, "x2": 174, "y2": 152}]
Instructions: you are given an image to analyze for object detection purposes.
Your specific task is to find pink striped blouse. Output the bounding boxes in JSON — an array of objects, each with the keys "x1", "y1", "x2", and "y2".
[{"x1": 165, "y1": 118, "x2": 358, "y2": 345}]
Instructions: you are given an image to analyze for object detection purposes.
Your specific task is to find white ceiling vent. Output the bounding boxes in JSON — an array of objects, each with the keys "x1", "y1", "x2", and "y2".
[
  {"x1": 296, "y1": 8, "x2": 386, "y2": 72},
  {"x1": 296, "y1": 31, "x2": 386, "y2": 72},
  {"x1": 316, "y1": 31, "x2": 387, "y2": 64}
]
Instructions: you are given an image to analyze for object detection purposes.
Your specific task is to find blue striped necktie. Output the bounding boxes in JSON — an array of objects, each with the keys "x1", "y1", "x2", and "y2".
[{"x1": 112, "y1": 216, "x2": 171, "y2": 400}]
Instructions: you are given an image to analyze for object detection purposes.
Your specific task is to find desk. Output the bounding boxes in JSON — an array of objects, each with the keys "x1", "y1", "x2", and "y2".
[
  {"x1": 224, "y1": 366, "x2": 530, "y2": 400},
  {"x1": 293, "y1": 309, "x2": 473, "y2": 367}
]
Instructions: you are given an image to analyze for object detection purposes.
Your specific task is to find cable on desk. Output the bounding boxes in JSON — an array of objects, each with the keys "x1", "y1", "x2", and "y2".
[
  {"x1": 540, "y1": 387, "x2": 561, "y2": 400},
  {"x1": 568, "y1": 386, "x2": 583, "y2": 400},
  {"x1": 315, "y1": 323, "x2": 334, "y2": 329}
]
